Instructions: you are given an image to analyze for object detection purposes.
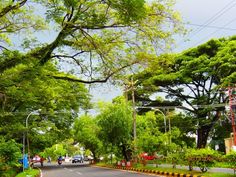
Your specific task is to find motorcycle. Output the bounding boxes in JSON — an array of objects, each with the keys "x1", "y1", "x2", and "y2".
[{"x1": 58, "y1": 159, "x2": 62, "y2": 165}]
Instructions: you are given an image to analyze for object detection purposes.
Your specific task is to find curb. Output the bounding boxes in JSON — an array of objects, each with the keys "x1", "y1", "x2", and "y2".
[
  {"x1": 103, "y1": 165, "x2": 206, "y2": 177},
  {"x1": 36, "y1": 167, "x2": 43, "y2": 177}
]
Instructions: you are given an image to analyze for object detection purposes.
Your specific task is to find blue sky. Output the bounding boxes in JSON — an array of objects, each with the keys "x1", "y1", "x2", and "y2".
[
  {"x1": 91, "y1": 0, "x2": 236, "y2": 103},
  {"x1": 174, "y1": 0, "x2": 236, "y2": 52}
]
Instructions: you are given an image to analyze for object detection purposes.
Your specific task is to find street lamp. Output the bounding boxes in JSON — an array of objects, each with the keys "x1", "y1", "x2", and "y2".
[
  {"x1": 152, "y1": 108, "x2": 167, "y2": 134},
  {"x1": 23, "y1": 109, "x2": 41, "y2": 170}
]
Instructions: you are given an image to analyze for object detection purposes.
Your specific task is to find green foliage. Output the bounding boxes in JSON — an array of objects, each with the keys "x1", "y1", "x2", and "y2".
[
  {"x1": 0, "y1": 137, "x2": 21, "y2": 176},
  {"x1": 73, "y1": 115, "x2": 102, "y2": 160},
  {"x1": 136, "y1": 112, "x2": 163, "y2": 155},
  {"x1": 0, "y1": 0, "x2": 182, "y2": 163},
  {"x1": 134, "y1": 36, "x2": 236, "y2": 148},
  {"x1": 97, "y1": 97, "x2": 132, "y2": 146},
  {"x1": 0, "y1": 0, "x2": 182, "y2": 82},
  {"x1": 225, "y1": 151, "x2": 236, "y2": 169},
  {"x1": 42, "y1": 144, "x2": 67, "y2": 160},
  {"x1": 110, "y1": 0, "x2": 146, "y2": 23},
  {"x1": 15, "y1": 169, "x2": 39, "y2": 177},
  {"x1": 185, "y1": 148, "x2": 221, "y2": 172},
  {"x1": 97, "y1": 97, "x2": 133, "y2": 160},
  {"x1": 0, "y1": 60, "x2": 90, "y2": 152}
]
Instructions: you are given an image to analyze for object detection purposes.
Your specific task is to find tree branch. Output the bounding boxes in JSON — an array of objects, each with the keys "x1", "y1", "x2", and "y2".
[
  {"x1": 48, "y1": 61, "x2": 137, "y2": 84},
  {"x1": 0, "y1": 45, "x2": 9, "y2": 51},
  {"x1": 0, "y1": 0, "x2": 27, "y2": 18}
]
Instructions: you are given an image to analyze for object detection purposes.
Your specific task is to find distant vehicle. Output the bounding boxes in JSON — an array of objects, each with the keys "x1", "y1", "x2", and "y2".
[
  {"x1": 84, "y1": 156, "x2": 93, "y2": 161},
  {"x1": 83, "y1": 156, "x2": 89, "y2": 161},
  {"x1": 58, "y1": 159, "x2": 62, "y2": 165},
  {"x1": 58, "y1": 156, "x2": 63, "y2": 165},
  {"x1": 72, "y1": 155, "x2": 83, "y2": 163},
  {"x1": 140, "y1": 152, "x2": 156, "y2": 160},
  {"x1": 31, "y1": 155, "x2": 44, "y2": 167}
]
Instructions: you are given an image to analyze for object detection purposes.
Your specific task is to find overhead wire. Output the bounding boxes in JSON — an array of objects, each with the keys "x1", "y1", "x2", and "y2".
[
  {"x1": 186, "y1": 0, "x2": 236, "y2": 38},
  {"x1": 193, "y1": 17, "x2": 236, "y2": 46},
  {"x1": 176, "y1": 0, "x2": 236, "y2": 49},
  {"x1": 184, "y1": 23, "x2": 236, "y2": 31}
]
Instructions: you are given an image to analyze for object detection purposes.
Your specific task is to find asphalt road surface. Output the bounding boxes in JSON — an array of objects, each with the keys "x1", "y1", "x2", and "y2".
[{"x1": 38, "y1": 162, "x2": 164, "y2": 177}]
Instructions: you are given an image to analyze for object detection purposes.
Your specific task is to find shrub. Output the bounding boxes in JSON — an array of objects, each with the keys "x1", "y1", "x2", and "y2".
[
  {"x1": 0, "y1": 138, "x2": 22, "y2": 176},
  {"x1": 225, "y1": 151, "x2": 236, "y2": 169},
  {"x1": 185, "y1": 148, "x2": 220, "y2": 172}
]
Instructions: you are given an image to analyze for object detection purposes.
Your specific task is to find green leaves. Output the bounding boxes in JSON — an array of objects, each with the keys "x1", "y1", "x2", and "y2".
[
  {"x1": 73, "y1": 115, "x2": 102, "y2": 160},
  {"x1": 185, "y1": 148, "x2": 220, "y2": 172},
  {"x1": 110, "y1": 0, "x2": 146, "y2": 24},
  {"x1": 225, "y1": 151, "x2": 236, "y2": 168},
  {"x1": 0, "y1": 137, "x2": 21, "y2": 172},
  {"x1": 134, "y1": 36, "x2": 236, "y2": 148},
  {"x1": 97, "y1": 97, "x2": 132, "y2": 146}
]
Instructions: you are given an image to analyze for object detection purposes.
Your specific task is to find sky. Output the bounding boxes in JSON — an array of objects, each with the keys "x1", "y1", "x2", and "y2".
[
  {"x1": 91, "y1": 0, "x2": 236, "y2": 103},
  {"x1": 174, "y1": 0, "x2": 236, "y2": 52}
]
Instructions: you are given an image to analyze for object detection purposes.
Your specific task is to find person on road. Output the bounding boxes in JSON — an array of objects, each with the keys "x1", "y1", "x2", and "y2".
[
  {"x1": 58, "y1": 156, "x2": 62, "y2": 165},
  {"x1": 47, "y1": 156, "x2": 51, "y2": 163}
]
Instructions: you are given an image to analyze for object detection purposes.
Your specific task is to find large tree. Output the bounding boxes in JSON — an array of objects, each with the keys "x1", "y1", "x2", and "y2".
[
  {"x1": 96, "y1": 97, "x2": 133, "y2": 161},
  {"x1": 0, "y1": 61, "x2": 90, "y2": 151},
  {"x1": 73, "y1": 115, "x2": 102, "y2": 161},
  {"x1": 134, "y1": 36, "x2": 236, "y2": 148},
  {"x1": 0, "y1": 0, "x2": 182, "y2": 83}
]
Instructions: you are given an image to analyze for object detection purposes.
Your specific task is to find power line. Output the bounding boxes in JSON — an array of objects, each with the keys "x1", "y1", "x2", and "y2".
[
  {"x1": 185, "y1": 23, "x2": 236, "y2": 31},
  {"x1": 176, "y1": 0, "x2": 236, "y2": 49},
  {"x1": 193, "y1": 17, "x2": 236, "y2": 46},
  {"x1": 136, "y1": 103, "x2": 230, "y2": 110},
  {"x1": 187, "y1": 0, "x2": 236, "y2": 38}
]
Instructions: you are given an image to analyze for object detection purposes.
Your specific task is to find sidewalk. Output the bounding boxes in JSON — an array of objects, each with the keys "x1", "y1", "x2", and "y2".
[{"x1": 147, "y1": 164, "x2": 235, "y2": 174}]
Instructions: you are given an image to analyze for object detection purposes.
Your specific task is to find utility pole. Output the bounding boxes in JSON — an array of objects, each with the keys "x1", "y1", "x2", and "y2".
[
  {"x1": 131, "y1": 77, "x2": 137, "y2": 142},
  {"x1": 228, "y1": 86, "x2": 236, "y2": 146},
  {"x1": 123, "y1": 77, "x2": 138, "y2": 160},
  {"x1": 167, "y1": 109, "x2": 171, "y2": 144}
]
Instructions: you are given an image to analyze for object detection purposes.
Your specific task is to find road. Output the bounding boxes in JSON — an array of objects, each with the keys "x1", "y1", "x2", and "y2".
[{"x1": 38, "y1": 162, "x2": 164, "y2": 177}]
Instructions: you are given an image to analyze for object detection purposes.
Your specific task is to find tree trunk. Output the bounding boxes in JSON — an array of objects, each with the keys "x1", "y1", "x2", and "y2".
[
  {"x1": 91, "y1": 151, "x2": 97, "y2": 162},
  {"x1": 122, "y1": 144, "x2": 128, "y2": 161},
  {"x1": 197, "y1": 125, "x2": 211, "y2": 148},
  {"x1": 196, "y1": 111, "x2": 221, "y2": 148}
]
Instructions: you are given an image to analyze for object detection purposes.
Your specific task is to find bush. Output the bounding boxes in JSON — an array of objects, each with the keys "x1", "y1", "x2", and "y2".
[
  {"x1": 225, "y1": 151, "x2": 236, "y2": 169},
  {"x1": 0, "y1": 138, "x2": 22, "y2": 176},
  {"x1": 15, "y1": 169, "x2": 40, "y2": 177},
  {"x1": 185, "y1": 148, "x2": 220, "y2": 172}
]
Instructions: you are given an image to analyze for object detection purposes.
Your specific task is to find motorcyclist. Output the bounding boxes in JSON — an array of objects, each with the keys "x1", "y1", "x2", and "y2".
[{"x1": 58, "y1": 156, "x2": 62, "y2": 165}]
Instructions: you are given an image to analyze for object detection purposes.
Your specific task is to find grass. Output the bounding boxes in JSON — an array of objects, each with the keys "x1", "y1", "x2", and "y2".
[
  {"x1": 144, "y1": 166, "x2": 235, "y2": 177},
  {"x1": 95, "y1": 162, "x2": 236, "y2": 177},
  {"x1": 15, "y1": 169, "x2": 40, "y2": 177},
  {"x1": 214, "y1": 162, "x2": 232, "y2": 168},
  {"x1": 0, "y1": 168, "x2": 17, "y2": 177}
]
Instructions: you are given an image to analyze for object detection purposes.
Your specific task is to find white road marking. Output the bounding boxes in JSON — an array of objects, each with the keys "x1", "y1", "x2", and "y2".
[
  {"x1": 76, "y1": 171, "x2": 82, "y2": 175},
  {"x1": 69, "y1": 169, "x2": 74, "y2": 172}
]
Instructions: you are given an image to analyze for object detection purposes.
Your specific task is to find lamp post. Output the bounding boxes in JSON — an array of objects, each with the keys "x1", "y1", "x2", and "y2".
[
  {"x1": 152, "y1": 108, "x2": 166, "y2": 134},
  {"x1": 23, "y1": 109, "x2": 41, "y2": 170}
]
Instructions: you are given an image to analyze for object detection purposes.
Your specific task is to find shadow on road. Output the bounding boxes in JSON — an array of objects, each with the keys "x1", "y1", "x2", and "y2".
[{"x1": 35, "y1": 162, "x2": 91, "y2": 171}]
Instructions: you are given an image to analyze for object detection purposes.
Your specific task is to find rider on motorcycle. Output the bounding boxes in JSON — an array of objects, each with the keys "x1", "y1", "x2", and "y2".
[{"x1": 58, "y1": 156, "x2": 63, "y2": 165}]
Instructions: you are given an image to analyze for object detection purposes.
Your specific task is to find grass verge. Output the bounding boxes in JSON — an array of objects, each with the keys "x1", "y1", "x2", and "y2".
[
  {"x1": 15, "y1": 169, "x2": 40, "y2": 177},
  {"x1": 95, "y1": 163, "x2": 235, "y2": 177},
  {"x1": 0, "y1": 168, "x2": 18, "y2": 177}
]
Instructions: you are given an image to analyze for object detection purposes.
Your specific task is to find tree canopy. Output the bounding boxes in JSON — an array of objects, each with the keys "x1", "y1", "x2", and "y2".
[
  {"x1": 134, "y1": 36, "x2": 236, "y2": 148},
  {"x1": 0, "y1": 0, "x2": 182, "y2": 83},
  {"x1": 73, "y1": 115, "x2": 102, "y2": 161}
]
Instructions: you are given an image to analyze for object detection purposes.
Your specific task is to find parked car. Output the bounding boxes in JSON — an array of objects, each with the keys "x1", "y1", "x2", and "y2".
[
  {"x1": 84, "y1": 156, "x2": 93, "y2": 161},
  {"x1": 140, "y1": 152, "x2": 156, "y2": 160},
  {"x1": 72, "y1": 155, "x2": 83, "y2": 163}
]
